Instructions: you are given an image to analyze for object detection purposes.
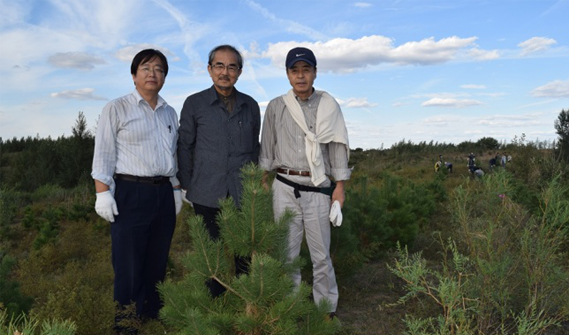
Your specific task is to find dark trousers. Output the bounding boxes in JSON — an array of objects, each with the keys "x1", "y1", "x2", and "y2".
[
  {"x1": 193, "y1": 203, "x2": 249, "y2": 298},
  {"x1": 111, "y1": 179, "x2": 176, "y2": 325}
]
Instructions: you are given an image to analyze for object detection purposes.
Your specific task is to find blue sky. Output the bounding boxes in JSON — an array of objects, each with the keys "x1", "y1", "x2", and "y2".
[{"x1": 1, "y1": 0, "x2": 568, "y2": 149}]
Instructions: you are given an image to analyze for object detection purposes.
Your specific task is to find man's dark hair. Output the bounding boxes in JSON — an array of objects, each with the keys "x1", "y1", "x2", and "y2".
[
  {"x1": 131, "y1": 49, "x2": 169, "y2": 77},
  {"x1": 208, "y1": 45, "x2": 243, "y2": 69}
]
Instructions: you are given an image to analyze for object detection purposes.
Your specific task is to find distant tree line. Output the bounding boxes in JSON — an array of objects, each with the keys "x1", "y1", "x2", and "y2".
[
  {"x1": 0, "y1": 112, "x2": 94, "y2": 192},
  {"x1": 386, "y1": 136, "x2": 554, "y2": 157},
  {"x1": 2, "y1": 108, "x2": 566, "y2": 193}
]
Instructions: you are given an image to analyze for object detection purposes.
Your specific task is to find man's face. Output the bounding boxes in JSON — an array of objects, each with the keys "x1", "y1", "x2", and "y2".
[
  {"x1": 286, "y1": 61, "x2": 317, "y2": 98},
  {"x1": 132, "y1": 56, "x2": 165, "y2": 95},
  {"x1": 208, "y1": 50, "x2": 242, "y2": 94}
]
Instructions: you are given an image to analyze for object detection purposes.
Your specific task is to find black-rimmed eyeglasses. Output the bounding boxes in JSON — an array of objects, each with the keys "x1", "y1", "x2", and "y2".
[{"x1": 211, "y1": 62, "x2": 240, "y2": 73}]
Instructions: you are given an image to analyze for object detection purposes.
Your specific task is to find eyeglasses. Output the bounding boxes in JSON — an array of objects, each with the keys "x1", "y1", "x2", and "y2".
[
  {"x1": 138, "y1": 66, "x2": 165, "y2": 75},
  {"x1": 211, "y1": 62, "x2": 240, "y2": 73}
]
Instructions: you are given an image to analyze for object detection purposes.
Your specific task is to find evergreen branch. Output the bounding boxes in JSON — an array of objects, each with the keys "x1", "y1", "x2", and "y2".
[{"x1": 211, "y1": 274, "x2": 246, "y2": 301}]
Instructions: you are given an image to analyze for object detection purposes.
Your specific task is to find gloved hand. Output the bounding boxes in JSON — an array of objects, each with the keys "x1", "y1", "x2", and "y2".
[
  {"x1": 95, "y1": 191, "x2": 118, "y2": 222},
  {"x1": 181, "y1": 189, "x2": 193, "y2": 207},
  {"x1": 174, "y1": 189, "x2": 183, "y2": 215},
  {"x1": 329, "y1": 200, "x2": 343, "y2": 227}
]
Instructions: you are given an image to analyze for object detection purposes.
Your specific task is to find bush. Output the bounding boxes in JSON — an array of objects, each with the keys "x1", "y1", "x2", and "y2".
[
  {"x1": 389, "y1": 170, "x2": 569, "y2": 334},
  {"x1": 159, "y1": 164, "x2": 340, "y2": 335},
  {"x1": 343, "y1": 172, "x2": 436, "y2": 260},
  {"x1": 0, "y1": 252, "x2": 33, "y2": 318},
  {"x1": 16, "y1": 219, "x2": 115, "y2": 335}
]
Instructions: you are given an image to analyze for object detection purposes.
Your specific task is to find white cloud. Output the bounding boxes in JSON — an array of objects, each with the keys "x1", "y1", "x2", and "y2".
[
  {"x1": 390, "y1": 36, "x2": 479, "y2": 65},
  {"x1": 0, "y1": 27, "x2": 84, "y2": 67},
  {"x1": 48, "y1": 52, "x2": 106, "y2": 70},
  {"x1": 245, "y1": 0, "x2": 328, "y2": 41},
  {"x1": 115, "y1": 44, "x2": 176, "y2": 62},
  {"x1": 337, "y1": 97, "x2": 378, "y2": 108},
  {"x1": 0, "y1": 1, "x2": 29, "y2": 27},
  {"x1": 518, "y1": 37, "x2": 557, "y2": 56},
  {"x1": 354, "y1": 2, "x2": 373, "y2": 8},
  {"x1": 468, "y1": 48, "x2": 500, "y2": 60},
  {"x1": 151, "y1": 0, "x2": 208, "y2": 66},
  {"x1": 47, "y1": 0, "x2": 141, "y2": 48},
  {"x1": 423, "y1": 116, "x2": 451, "y2": 126},
  {"x1": 51, "y1": 88, "x2": 107, "y2": 101},
  {"x1": 531, "y1": 80, "x2": 569, "y2": 98},
  {"x1": 261, "y1": 35, "x2": 492, "y2": 73},
  {"x1": 422, "y1": 97, "x2": 483, "y2": 108}
]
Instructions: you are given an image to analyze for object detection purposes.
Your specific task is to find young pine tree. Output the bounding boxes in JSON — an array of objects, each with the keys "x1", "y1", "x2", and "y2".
[{"x1": 159, "y1": 163, "x2": 340, "y2": 335}]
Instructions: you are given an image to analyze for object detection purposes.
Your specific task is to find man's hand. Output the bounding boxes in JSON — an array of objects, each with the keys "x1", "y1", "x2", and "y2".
[
  {"x1": 95, "y1": 191, "x2": 118, "y2": 222},
  {"x1": 331, "y1": 180, "x2": 345, "y2": 208},
  {"x1": 181, "y1": 189, "x2": 193, "y2": 207}
]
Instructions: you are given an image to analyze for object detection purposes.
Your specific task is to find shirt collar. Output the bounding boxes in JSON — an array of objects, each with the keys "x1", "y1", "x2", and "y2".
[
  {"x1": 207, "y1": 85, "x2": 241, "y2": 105},
  {"x1": 132, "y1": 89, "x2": 167, "y2": 109},
  {"x1": 294, "y1": 88, "x2": 317, "y2": 103}
]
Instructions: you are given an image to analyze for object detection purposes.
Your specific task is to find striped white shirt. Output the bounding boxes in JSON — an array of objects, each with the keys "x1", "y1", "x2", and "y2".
[
  {"x1": 259, "y1": 91, "x2": 351, "y2": 185},
  {"x1": 91, "y1": 90, "x2": 179, "y2": 192}
]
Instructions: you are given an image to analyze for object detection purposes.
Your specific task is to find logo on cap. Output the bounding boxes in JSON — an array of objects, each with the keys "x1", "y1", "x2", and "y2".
[{"x1": 286, "y1": 47, "x2": 317, "y2": 68}]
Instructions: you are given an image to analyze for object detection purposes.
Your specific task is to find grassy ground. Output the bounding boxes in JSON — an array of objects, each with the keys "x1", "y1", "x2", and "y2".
[{"x1": 6, "y1": 150, "x2": 566, "y2": 334}]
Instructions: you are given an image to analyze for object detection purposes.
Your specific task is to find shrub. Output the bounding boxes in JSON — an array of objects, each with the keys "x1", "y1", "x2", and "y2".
[
  {"x1": 159, "y1": 164, "x2": 340, "y2": 335},
  {"x1": 16, "y1": 218, "x2": 115, "y2": 335},
  {"x1": 389, "y1": 170, "x2": 569, "y2": 334},
  {"x1": 343, "y1": 172, "x2": 436, "y2": 260},
  {"x1": 0, "y1": 252, "x2": 33, "y2": 318}
]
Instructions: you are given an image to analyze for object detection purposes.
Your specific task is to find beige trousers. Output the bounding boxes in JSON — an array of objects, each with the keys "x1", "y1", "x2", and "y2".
[{"x1": 272, "y1": 173, "x2": 338, "y2": 312}]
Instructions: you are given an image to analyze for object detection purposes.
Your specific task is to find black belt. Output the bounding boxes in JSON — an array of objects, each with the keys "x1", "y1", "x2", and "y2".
[
  {"x1": 276, "y1": 174, "x2": 335, "y2": 199},
  {"x1": 114, "y1": 174, "x2": 170, "y2": 185},
  {"x1": 276, "y1": 168, "x2": 311, "y2": 177}
]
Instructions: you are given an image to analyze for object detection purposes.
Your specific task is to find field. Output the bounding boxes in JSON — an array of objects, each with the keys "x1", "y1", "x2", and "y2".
[{"x1": 2, "y1": 143, "x2": 569, "y2": 334}]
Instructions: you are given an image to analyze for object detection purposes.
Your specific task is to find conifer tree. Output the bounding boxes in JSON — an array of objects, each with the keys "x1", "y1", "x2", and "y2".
[{"x1": 159, "y1": 163, "x2": 340, "y2": 335}]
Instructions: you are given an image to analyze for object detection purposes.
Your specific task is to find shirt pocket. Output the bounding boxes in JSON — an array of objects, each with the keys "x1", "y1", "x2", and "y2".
[{"x1": 237, "y1": 118, "x2": 255, "y2": 153}]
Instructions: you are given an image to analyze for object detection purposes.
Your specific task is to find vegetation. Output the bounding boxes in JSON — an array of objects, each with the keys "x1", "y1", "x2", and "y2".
[
  {"x1": 1, "y1": 110, "x2": 569, "y2": 334},
  {"x1": 160, "y1": 164, "x2": 340, "y2": 334},
  {"x1": 554, "y1": 108, "x2": 569, "y2": 162}
]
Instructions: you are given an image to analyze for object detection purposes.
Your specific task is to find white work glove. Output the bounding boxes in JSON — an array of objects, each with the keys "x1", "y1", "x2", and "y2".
[
  {"x1": 174, "y1": 189, "x2": 183, "y2": 215},
  {"x1": 181, "y1": 189, "x2": 193, "y2": 207},
  {"x1": 95, "y1": 191, "x2": 118, "y2": 222},
  {"x1": 329, "y1": 200, "x2": 343, "y2": 227}
]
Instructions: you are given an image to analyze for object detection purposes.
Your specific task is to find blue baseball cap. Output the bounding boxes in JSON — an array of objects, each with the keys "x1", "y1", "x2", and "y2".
[{"x1": 285, "y1": 47, "x2": 317, "y2": 68}]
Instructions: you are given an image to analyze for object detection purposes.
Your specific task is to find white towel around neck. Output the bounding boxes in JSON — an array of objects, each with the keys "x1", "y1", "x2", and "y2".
[{"x1": 282, "y1": 89, "x2": 349, "y2": 186}]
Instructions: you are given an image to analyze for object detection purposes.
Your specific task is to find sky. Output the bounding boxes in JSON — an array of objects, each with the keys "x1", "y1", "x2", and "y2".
[{"x1": 1, "y1": 0, "x2": 568, "y2": 150}]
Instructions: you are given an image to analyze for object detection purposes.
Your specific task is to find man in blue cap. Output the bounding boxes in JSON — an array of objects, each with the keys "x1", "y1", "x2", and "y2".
[{"x1": 259, "y1": 46, "x2": 351, "y2": 319}]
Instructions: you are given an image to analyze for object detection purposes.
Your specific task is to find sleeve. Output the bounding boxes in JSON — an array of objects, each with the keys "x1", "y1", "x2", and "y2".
[
  {"x1": 328, "y1": 142, "x2": 351, "y2": 181},
  {"x1": 169, "y1": 107, "x2": 180, "y2": 187},
  {"x1": 251, "y1": 98, "x2": 261, "y2": 164},
  {"x1": 176, "y1": 97, "x2": 197, "y2": 190},
  {"x1": 258, "y1": 100, "x2": 276, "y2": 171},
  {"x1": 91, "y1": 102, "x2": 119, "y2": 192}
]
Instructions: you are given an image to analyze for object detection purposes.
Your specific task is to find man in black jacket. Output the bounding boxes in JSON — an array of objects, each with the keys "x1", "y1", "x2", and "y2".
[{"x1": 177, "y1": 44, "x2": 260, "y2": 297}]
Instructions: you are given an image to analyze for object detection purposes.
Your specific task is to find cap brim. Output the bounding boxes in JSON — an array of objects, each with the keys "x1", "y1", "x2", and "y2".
[{"x1": 287, "y1": 58, "x2": 316, "y2": 68}]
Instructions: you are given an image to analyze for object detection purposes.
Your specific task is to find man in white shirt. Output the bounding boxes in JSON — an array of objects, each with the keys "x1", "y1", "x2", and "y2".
[
  {"x1": 259, "y1": 47, "x2": 351, "y2": 319},
  {"x1": 91, "y1": 49, "x2": 182, "y2": 334}
]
